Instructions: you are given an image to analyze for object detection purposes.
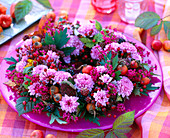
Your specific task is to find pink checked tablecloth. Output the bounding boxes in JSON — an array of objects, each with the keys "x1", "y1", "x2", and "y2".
[{"x1": 0, "y1": 0, "x2": 170, "y2": 137}]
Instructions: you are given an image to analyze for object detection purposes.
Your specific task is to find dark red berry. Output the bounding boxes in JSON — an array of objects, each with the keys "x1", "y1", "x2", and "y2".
[
  {"x1": 33, "y1": 98, "x2": 36, "y2": 102},
  {"x1": 107, "y1": 113, "x2": 111, "y2": 117},
  {"x1": 22, "y1": 101, "x2": 26, "y2": 105},
  {"x1": 140, "y1": 89, "x2": 143, "y2": 92}
]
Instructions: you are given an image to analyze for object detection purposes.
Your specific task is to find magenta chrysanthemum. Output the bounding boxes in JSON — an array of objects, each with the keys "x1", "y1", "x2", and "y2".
[
  {"x1": 28, "y1": 82, "x2": 41, "y2": 97},
  {"x1": 99, "y1": 74, "x2": 113, "y2": 84},
  {"x1": 54, "y1": 71, "x2": 72, "y2": 84},
  {"x1": 39, "y1": 69, "x2": 56, "y2": 82},
  {"x1": 15, "y1": 61, "x2": 26, "y2": 72},
  {"x1": 46, "y1": 50, "x2": 60, "y2": 64},
  {"x1": 90, "y1": 45, "x2": 102, "y2": 60},
  {"x1": 63, "y1": 36, "x2": 84, "y2": 56},
  {"x1": 93, "y1": 90, "x2": 109, "y2": 106},
  {"x1": 95, "y1": 66, "x2": 108, "y2": 74},
  {"x1": 32, "y1": 65, "x2": 48, "y2": 75},
  {"x1": 117, "y1": 76, "x2": 134, "y2": 97},
  {"x1": 74, "y1": 73, "x2": 94, "y2": 91},
  {"x1": 63, "y1": 56, "x2": 71, "y2": 64},
  {"x1": 59, "y1": 94, "x2": 79, "y2": 113}
]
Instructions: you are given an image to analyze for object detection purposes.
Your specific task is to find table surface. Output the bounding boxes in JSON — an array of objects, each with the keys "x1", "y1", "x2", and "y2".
[{"x1": 1, "y1": 0, "x2": 170, "y2": 137}]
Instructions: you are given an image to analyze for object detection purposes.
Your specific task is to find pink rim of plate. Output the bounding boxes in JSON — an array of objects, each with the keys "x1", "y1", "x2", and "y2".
[{"x1": 0, "y1": 34, "x2": 163, "y2": 132}]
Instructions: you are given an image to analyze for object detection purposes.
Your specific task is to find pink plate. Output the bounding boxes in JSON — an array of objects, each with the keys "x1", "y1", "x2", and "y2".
[{"x1": 0, "y1": 35, "x2": 163, "y2": 132}]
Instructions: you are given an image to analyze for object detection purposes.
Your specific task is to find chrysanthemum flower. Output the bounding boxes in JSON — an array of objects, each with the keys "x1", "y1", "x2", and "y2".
[
  {"x1": 28, "y1": 82, "x2": 41, "y2": 97},
  {"x1": 93, "y1": 90, "x2": 109, "y2": 106},
  {"x1": 95, "y1": 66, "x2": 108, "y2": 74},
  {"x1": 15, "y1": 61, "x2": 26, "y2": 72},
  {"x1": 32, "y1": 65, "x2": 48, "y2": 75},
  {"x1": 54, "y1": 71, "x2": 72, "y2": 84},
  {"x1": 117, "y1": 76, "x2": 134, "y2": 98},
  {"x1": 99, "y1": 74, "x2": 113, "y2": 84},
  {"x1": 46, "y1": 50, "x2": 60, "y2": 64},
  {"x1": 39, "y1": 69, "x2": 56, "y2": 82},
  {"x1": 74, "y1": 73, "x2": 94, "y2": 91},
  {"x1": 63, "y1": 56, "x2": 71, "y2": 64},
  {"x1": 90, "y1": 45, "x2": 102, "y2": 60},
  {"x1": 114, "y1": 31, "x2": 127, "y2": 41},
  {"x1": 59, "y1": 94, "x2": 79, "y2": 113}
]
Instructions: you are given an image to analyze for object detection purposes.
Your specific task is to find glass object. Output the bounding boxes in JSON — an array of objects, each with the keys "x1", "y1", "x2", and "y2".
[
  {"x1": 118, "y1": 0, "x2": 148, "y2": 24},
  {"x1": 91, "y1": 0, "x2": 117, "y2": 14}
]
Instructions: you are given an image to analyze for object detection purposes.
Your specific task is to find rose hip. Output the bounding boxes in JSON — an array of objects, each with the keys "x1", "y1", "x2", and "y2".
[{"x1": 0, "y1": 15, "x2": 12, "y2": 28}]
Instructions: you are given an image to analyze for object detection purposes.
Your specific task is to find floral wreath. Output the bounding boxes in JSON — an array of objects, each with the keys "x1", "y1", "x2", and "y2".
[{"x1": 4, "y1": 16, "x2": 159, "y2": 126}]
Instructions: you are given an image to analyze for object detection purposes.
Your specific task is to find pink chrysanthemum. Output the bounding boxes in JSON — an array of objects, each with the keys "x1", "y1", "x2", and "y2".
[
  {"x1": 32, "y1": 65, "x2": 48, "y2": 75},
  {"x1": 78, "y1": 22, "x2": 99, "y2": 37},
  {"x1": 63, "y1": 24, "x2": 74, "y2": 36},
  {"x1": 15, "y1": 61, "x2": 26, "y2": 72},
  {"x1": 90, "y1": 45, "x2": 102, "y2": 60},
  {"x1": 99, "y1": 74, "x2": 113, "y2": 84},
  {"x1": 95, "y1": 66, "x2": 108, "y2": 74},
  {"x1": 21, "y1": 55, "x2": 28, "y2": 62},
  {"x1": 74, "y1": 73, "x2": 94, "y2": 91},
  {"x1": 117, "y1": 76, "x2": 134, "y2": 98},
  {"x1": 46, "y1": 50, "x2": 60, "y2": 64},
  {"x1": 28, "y1": 82, "x2": 41, "y2": 97},
  {"x1": 63, "y1": 36, "x2": 84, "y2": 56},
  {"x1": 93, "y1": 90, "x2": 109, "y2": 106},
  {"x1": 63, "y1": 56, "x2": 71, "y2": 64},
  {"x1": 114, "y1": 31, "x2": 127, "y2": 41},
  {"x1": 104, "y1": 42, "x2": 120, "y2": 52},
  {"x1": 59, "y1": 94, "x2": 79, "y2": 113},
  {"x1": 19, "y1": 39, "x2": 32, "y2": 56},
  {"x1": 54, "y1": 71, "x2": 72, "y2": 84},
  {"x1": 39, "y1": 69, "x2": 56, "y2": 82}
]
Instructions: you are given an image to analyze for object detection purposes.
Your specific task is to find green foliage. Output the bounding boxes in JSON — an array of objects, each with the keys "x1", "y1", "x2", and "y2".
[
  {"x1": 36, "y1": 0, "x2": 52, "y2": 9},
  {"x1": 116, "y1": 95, "x2": 123, "y2": 102},
  {"x1": 23, "y1": 66, "x2": 33, "y2": 74},
  {"x1": 135, "y1": 12, "x2": 170, "y2": 40},
  {"x1": 114, "y1": 71, "x2": 121, "y2": 81},
  {"x1": 15, "y1": 0, "x2": 33, "y2": 23},
  {"x1": 7, "y1": 64, "x2": 16, "y2": 71},
  {"x1": 93, "y1": 33, "x2": 104, "y2": 43},
  {"x1": 16, "y1": 97, "x2": 35, "y2": 116},
  {"x1": 79, "y1": 38, "x2": 94, "y2": 48},
  {"x1": 84, "y1": 112, "x2": 100, "y2": 126},
  {"x1": 105, "y1": 131, "x2": 115, "y2": 138},
  {"x1": 112, "y1": 54, "x2": 118, "y2": 70},
  {"x1": 23, "y1": 77, "x2": 31, "y2": 89},
  {"x1": 61, "y1": 47, "x2": 76, "y2": 56},
  {"x1": 133, "y1": 88, "x2": 141, "y2": 96},
  {"x1": 76, "y1": 129, "x2": 104, "y2": 138},
  {"x1": 146, "y1": 83, "x2": 159, "y2": 91},
  {"x1": 4, "y1": 57, "x2": 17, "y2": 63},
  {"x1": 135, "y1": 12, "x2": 161, "y2": 30},
  {"x1": 95, "y1": 20, "x2": 102, "y2": 31},
  {"x1": 49, "y1": 113, "x2": 67, "y2": 124}
]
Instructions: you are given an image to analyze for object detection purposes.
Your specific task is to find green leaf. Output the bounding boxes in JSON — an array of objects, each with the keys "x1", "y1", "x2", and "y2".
[
  {"x1": 4, "y1": 57, "x2": 17, "y2": 63},
  {"x1": 168, "y1": 29, "x2": 170, "y2": 40},
  {"x1": 49, "y1": 114, "x2": 67, "y2": 124},
  {"x1": 113, "y1": 111, "x2": 135, "y2": 135},
  {"x1": 107, "y1": 51, "x2": 112, "y2": 60},
  {"x1": 85, "y1": 42, "x2": 94, "y2": 48},
  {"x1": 112, "y1": 54, "x2": 118, "y2": 70},
  {"x1": 23, "y1": 66, "x2": 33, "y2": 74},
  {"x1": 99, "y1": 60, "x2": 105, "y2": 66},
  {"x1": 95, "y1": 20, "x2": 102, "y2": 31},
  {"x1": 54, "y1": 28, "x2": 70, "y2": 49},
  {"x1": 61, "y1": 47, "x2": 76, "y2": 56},
  {"x1": 7, "y1": 64, "x2": 16, "y2": 71},
  {"x1": 114, "y1": 71, "x2": 121, "y2": 81},
  {"x1": 85, "y1": 113, "x2": 100, "y2": 126},
  {"x1": 36, "y1": 0, "x2": 52, "y2": 9},
  {"x1": 53, "y1": 108, "x2": 61, "y2": 117},
  {"x1": 44, "y1": 33, "x2": 55, "y2": 45},
  {"x1": 79, "y1": 37, "x2": 92, "y2": 43},
  {"x1": 23, "y1": 77, "x2": 31, "y2": 89},
  {"x1": 105, "y1": 131, "x2": 115, "y2": 138},
  {"x1": 143, "y1": 64, "x2": 150, "y2": 71},
  {"x1": 151, "y1": 21, "x2": 163, "y2": 36},
  {"x1": 76, "y1": 129, "x2": 104, "y2": 138},
  {"x1": 114, "y1": 132, "x2": 127, "y2": 138},
  {"x1": 116, "y1": 95, "x2": 123, "y2": 102},
  {"x1": 16, "y1": 97, "x2": 35, "y2": 116},
  {"x1": 20, "y1": 92, "x2": 29, "y2": 96},
  {"x1": 146, "y1": 83, "x2": 159, "y2": 91},
  {"x1": 15, "y1": 0, "x2": 33, "y2": 23},
  {"x1": 163, "y1": 21, "x2": 170, "y2": 33},
  {"x1": 135, "y1": 12, "x2": 161, "y2": 30},
  {"x1": 93, "y1": 33, "x2": 104, "y2": 43},
  {"x1": 133, "y1": 88, "x2": 141, "y2": 96},
  {"x1": 47, "y1": 112, "x2": 51, "y2": 117}
]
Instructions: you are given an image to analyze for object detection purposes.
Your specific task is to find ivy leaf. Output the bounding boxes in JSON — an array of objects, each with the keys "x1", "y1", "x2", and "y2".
[
  {"x1": 36, "y1": 0, "x2": 52, "y2": 9},
  {"x1": 79, "y1": 38, "x2": 94, "y2": 48},
  {"x1": 15, "y1": 0, "x2": 33, "y2": 23},
  {"x1": 151, "y1": 21, "x2": 163, "y2": 36},
  {"x1": 49, "y1": 114, "x2": 67, "y2": 124},
  {"x1": 95, "y1": 20, "x2": 102, "y2": 31},
  {"x1": 113, "y1": 110, "x2": 135, "y2": 136},
  {"x1": 135, "y1": 12, "x2": 161, "y2": 30},
  {"x1": 76, "y1": 129, "x2": 104, "y2": 138},
  {"x1": 4, "y1": 57, "x2": 17, "y2": 63},
  {"x1": 7, "y1": 64, "x2": 16, "y2": 71},
  {"x1": 94, "y1": 33, "x2": 104, "y2": 43},
  {"x1": 114, "y1": 70, "x2": 121, "y2": 81},
  {"x1": 54, "y1": 28, "x2": 70, "y2": 49},
  {"x1": 61, "y1": 47, "x2": 76, "y2": 56},
  {"x1": 23, "y1": 66, "x2": 33, "y2": 74},
  {"x1": 16, "y1": 97, "x2": 36, "y2": 116},
  {"x1": 44, "y1": 33, "x2": 55, "y2": 45},
  {"x1": 112, "y1": 54, "x2": 118, "y2": 70},
  {"x1": 114, "y1": 132, "x2": 127, "y2": 138}
]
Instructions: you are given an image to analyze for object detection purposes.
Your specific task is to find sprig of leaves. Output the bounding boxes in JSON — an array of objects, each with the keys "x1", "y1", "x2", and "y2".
[
  {"x1": 135, "y1": 12, "x2": 170, "y2": 40},
  {"x1": 43, "y1": 28, "x2": 76, "y2": 56},
  {"x1": 4, "y1": 57, "x2": 17, "y2": 71},
  {"x1": 76, "y1": 111, "x2": 135, "y2": 138}
]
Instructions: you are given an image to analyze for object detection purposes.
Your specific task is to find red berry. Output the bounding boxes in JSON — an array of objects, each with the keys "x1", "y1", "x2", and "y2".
[
  {"x1": 102, "y1": 108, "x2": 106, "y2": 112},
  {"x1": 33, "y1": 98, "x2": 36, "y2": 102},
  {"x1": 121, "y1": 53, "x2": 124, "y2": 57},
  {"x1": 84, "y1": 55, "x2": 88, "y2": 59},
  {"x1": 130, "y1": 60, "x2": 138, "y2": 68},
  {"x1": 82, "y1": 65, "x2": 93, "y2": 74},
  {"x1": 151, "y1": 40, "x2": 162, "y2": 51},
  {"x1": 106, "y1": 94, "x2": 110, "y2": 98},
  {"x1": 92, "y1": 39, "x2": 96, "y2": 43},
  {"x1": 107, "y1": 113, "x2": 111, "y2": 117},
  {"x1": 140, "y1": 89, "x2": 143, "y2": 92},
  {"x1": 22, "y1": 101, "x2": 26, "y2": 105},
  {"x1": 81, "y1": 49, "x2": 85, "y2": 53},
  {"x1": 113, "y1": 115, "x2": 117, "y2": 118},
  {"x1": 111, "y1": 105, "x2": 116, "y2": 110}
]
